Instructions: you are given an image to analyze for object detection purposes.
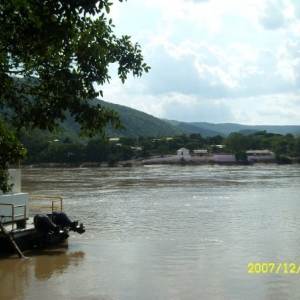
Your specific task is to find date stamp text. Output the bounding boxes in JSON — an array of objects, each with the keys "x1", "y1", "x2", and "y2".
[{"x1": 248, "y1": 262, "x2": 300, "y2": 274}]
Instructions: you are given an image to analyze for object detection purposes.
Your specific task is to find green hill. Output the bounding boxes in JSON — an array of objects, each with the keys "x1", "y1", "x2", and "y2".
[
  {"x1": 167, "y1": 121, "x2": 300, "y2": 137},
  {"x1": 175, "y1": 122, "x2": 226, "y2": 137},
  {"x1": 42, "y1": 99, "x2": 186, "y2": 141},
  {"x1": 4, "y1": 96, "x2": 300, "y2": 141},
  {"x1": 94, "y1": 99, "x2": 185, "y2": 137}
]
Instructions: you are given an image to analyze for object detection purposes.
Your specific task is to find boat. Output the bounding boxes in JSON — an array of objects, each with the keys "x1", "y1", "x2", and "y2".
[{"x1": 0, "y1": 168, "x2": 85, "y2": 256}]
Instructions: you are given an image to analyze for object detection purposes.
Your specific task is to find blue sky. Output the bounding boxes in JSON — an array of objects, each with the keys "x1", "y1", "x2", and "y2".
[{"x1": 100, "y1": 0, "x2": 300, "y2": 125}]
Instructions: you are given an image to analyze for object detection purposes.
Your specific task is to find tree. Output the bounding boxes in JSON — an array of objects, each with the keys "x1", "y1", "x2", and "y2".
[
  {"x1": 293, "y1": 137, "x2": 300, "y2": 158},
  {"x1": 37, "y1": 142, "x2": 84, "y2": 163},
  {"x1": 119, "y1": 137, "x2": 136, "y2": 147},
  {"x1": 0, "y1": 0, "x2": 150, "y2": 191},
  {"x1": 85, "y1": 139, "x2": 110, "y2": 162},
  {"x1": 186, "y1": 142, "x2": 200, "y2": 151},
  {"x1": 224, "y1": 133, "x2": 248, "y2": 153},
  {"x1": 0, "y1": 119, "x2": 26, "y2": 193},
  {"x1": 208, "y1": 135, "x2": 224, "y2": 146},
  {"x1": 20, "y1": 132, "x2": 49, "y2": 163},
  {"x1": 169, "y1": 136, "x2": 185, "y2": 151}
]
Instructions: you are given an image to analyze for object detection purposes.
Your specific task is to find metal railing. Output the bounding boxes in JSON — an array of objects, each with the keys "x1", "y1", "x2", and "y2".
[
  {"x1": 29, "y1": 195, "x2": 63, "y2": 215},
  {"x1": 0, "y1": 203, "x2": 27, "y2": 230},
  {"x1": 0, "y1": 196, "x2": 63, "y2": 231}
]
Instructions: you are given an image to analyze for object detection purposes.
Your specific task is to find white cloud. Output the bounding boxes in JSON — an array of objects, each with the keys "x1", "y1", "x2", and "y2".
[
  {"x1": 100, "y1": 0, "x2": 300, "y2": 125},
  {"x1": 259, "y1": 0, "x2": 286, "y2": 30},
  {"x1": 276, "y1": 39, "x2": 300, "y2": 83}
]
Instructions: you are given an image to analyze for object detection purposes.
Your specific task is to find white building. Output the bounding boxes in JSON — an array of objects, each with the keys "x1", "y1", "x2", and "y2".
[{"x1": 177, "y1": 148, "x2": 190, "y2": 156}]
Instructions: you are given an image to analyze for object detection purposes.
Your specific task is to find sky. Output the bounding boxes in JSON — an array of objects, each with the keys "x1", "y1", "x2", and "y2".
[{"x1": 100, "y1": 0, "x2": 300, "y2": 125}]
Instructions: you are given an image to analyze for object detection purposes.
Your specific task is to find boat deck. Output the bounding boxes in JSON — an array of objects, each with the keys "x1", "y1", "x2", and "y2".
[
  {"x1": 0, "y1": 217, "x2": 35, "y2": 234},
  {"x1": 0, "y1": 187, "x2": 73, "y2": 254}
]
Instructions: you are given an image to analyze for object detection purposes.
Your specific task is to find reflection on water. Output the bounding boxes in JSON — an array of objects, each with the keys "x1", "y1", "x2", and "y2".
[
  {"x1": 0, "y1": 245, "x2": 85, "y2": 300},
  {"x1": 33, "y1": 247, "x2": 85, "y2": 280},
  {"x1": 1, "y1": 165, "x2": 300, "y2": 299}
]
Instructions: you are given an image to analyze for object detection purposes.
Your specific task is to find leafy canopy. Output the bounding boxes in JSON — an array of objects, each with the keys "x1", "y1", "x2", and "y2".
[
  {"x1": 0, "y1": 119, "x2": 27, "y2": 193},
  {"x1": 0, "y1": 0, "x2": 150, "y2": 192}
]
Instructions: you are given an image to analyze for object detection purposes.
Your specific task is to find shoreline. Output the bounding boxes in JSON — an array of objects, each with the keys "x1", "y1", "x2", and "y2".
[{"x1": 21, "y1": 158, "x2": 299, "y2": 169}]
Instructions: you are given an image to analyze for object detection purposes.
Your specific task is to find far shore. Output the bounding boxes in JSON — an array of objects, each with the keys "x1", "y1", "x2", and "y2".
[{"x1": 21, "y1": 155, "x2": 299, "y2": 169}]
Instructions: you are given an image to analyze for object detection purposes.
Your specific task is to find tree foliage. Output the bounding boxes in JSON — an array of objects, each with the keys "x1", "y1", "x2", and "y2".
[
  {"x1": 18, "y1": 130, "x2": 300, "y2": 166},
  {"x1": 1, "y1": 0, "x2": 150, "y2": 135},
  {"x1": 0, "y1": 0, "x2": 150, "y2": 191},
  {"x1": 0, "y1": 119, "x2": 26, "y2": 193},
  {"x1": 224, "y1": 132, "x2": 249, "y2": 153}
]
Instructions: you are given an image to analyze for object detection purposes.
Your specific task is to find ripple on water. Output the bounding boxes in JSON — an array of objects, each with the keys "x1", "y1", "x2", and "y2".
[{"x1": 18, "y1": 165, "x2": 300, "y2": 300}]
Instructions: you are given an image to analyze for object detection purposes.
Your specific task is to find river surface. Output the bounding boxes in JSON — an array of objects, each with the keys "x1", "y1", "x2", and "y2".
[{"x1": 1, "y1": 164, "x2": 300, "y2": 300}]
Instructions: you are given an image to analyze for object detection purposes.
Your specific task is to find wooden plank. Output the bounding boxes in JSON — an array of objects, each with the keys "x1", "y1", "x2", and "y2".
[{"x1": 0, "y1": 222, "x2": 26, "y2": 259}]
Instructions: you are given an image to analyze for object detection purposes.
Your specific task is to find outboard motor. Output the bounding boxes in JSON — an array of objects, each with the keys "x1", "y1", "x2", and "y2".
[
  {"x1": 52, "y1": 211, "x2": 85, "y2": 234},
  {"x1": 34, "y1": 214, "x2": 60, "y2": 235}
]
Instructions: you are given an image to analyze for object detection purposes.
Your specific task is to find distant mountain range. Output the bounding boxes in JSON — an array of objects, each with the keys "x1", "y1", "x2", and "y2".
[
  {"x1": 93, "y1": 99, "x2": 300, "y2": 138},
  {"x1": 166, "y1": 120, "x2": 300, "y2": 137},
  {"x1": 96, "y1": 99, "x2": 185, "y2": 137},
  {"x1": 12, "y1": 98, "x2": 300, "y2": 140}
]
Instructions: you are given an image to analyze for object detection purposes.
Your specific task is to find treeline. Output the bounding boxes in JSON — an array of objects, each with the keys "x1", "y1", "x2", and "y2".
[{"x1": 21, "y1": 130, "x2": 300, "y2": 165}]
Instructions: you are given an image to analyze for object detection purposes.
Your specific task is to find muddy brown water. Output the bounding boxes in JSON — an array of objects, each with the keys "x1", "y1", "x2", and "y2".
[{"x1": 1, "y1": 165, "x2": 300, "y2": 300}]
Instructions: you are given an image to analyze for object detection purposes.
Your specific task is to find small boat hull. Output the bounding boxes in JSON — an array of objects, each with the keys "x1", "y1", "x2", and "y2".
[
  {"x1": 0, "y1": 173, "x2": 85, "y2": 256},
  {"x1": 0, "y1": 225, "x2": 69, "y2": 253}
]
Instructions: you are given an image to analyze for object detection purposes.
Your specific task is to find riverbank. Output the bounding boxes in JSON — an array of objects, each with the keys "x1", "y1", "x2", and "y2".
[
  {"x1": 21, "y1": 154, "x2": 299, "y2": 168},
  {"x1": 22, "y1": 159, "x2": 144, "y2": 168}
]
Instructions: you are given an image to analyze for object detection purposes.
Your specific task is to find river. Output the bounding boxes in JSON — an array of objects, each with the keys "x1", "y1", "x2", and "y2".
[{"x1": 0, "y1": 164, "x2": 300, "y2": 300}]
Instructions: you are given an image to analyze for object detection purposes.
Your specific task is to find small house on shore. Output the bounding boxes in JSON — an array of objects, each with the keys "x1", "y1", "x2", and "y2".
[
  {"x1": 246, "y1": 150, "x2": 273, "y2": 156},
  {"x1": 246, "y1": 150, "x2": 275, "y2": 162},
  {"x1": 194, "y1": 149, "x2": 208, "y2": 156},
  {"x1": 177, "y1": 148, "x2": 190, "y2": 156}
]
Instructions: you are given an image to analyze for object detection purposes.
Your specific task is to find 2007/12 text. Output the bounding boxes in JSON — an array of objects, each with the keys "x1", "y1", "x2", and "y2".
[{"x1": 248, "y1": 263, "x2": 300, "y2": 274}]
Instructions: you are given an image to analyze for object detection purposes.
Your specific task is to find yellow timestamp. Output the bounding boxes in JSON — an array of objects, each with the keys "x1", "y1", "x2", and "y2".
[{"x1": 248, "y1": 262, "x2": 300, "y2": 274}]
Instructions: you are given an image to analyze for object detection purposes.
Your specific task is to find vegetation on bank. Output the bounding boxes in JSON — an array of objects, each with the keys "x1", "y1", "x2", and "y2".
[
  {"x1": 20, "y1": 130, "x2": 300, "y2": 166},
  {"x1": 0, "y1": 0, "x2": 150, "y2": 192},
  {"x1": 1, "y1": 0, "x2": 299, "y2": 194}
]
